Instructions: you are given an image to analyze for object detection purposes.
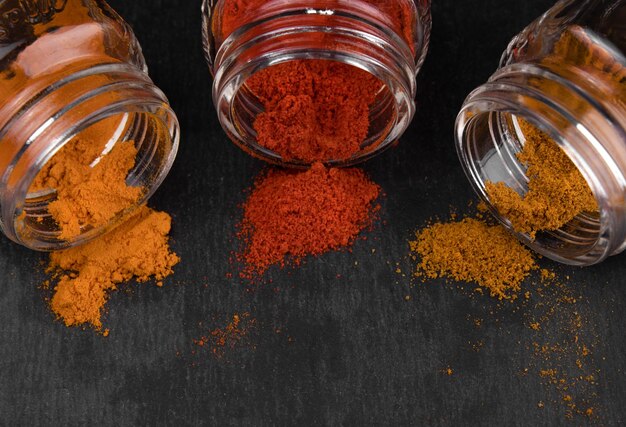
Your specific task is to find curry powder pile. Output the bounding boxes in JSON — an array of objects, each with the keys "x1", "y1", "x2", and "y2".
[
  {"x1": 486, "y1": 119, "x2": 597, "y2": 238},
  {"x1": 410, "y1": 217, "x2": 537, "y2": 300}
]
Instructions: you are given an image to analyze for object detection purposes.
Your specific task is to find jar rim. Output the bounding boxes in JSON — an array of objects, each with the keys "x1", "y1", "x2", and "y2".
[
  {"x1": 456, "y1": 64, "x2": 626, "y2": 265},
  {"x1": 0, "y1": 65, "x2": 180, "y2": 251},
  {"x1": 208, "y1": 8, "x2": 427, "y2": 167}
]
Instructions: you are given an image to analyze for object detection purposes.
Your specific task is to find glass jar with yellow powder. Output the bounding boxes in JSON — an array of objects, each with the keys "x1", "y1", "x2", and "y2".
[
  {"x1": 456, "y1": 0, "x2": 626, "y2": 266},
  {"x1": 0, "y1": 0, "x2": 179, "y2": 250}
]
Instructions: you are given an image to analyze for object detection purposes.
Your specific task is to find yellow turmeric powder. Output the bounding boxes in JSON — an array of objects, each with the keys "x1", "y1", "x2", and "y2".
[{"x1": 49, "y1": 205, "x2": 179, "y2": 330}]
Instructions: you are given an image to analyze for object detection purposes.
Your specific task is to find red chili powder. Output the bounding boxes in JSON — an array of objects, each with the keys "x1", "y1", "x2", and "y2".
[
  {"x1": 214, "y1": 0, "x2": 421, "y2": 162},
  {"x1": 238, "y1": 162, "x2": 380, "y2": 278},
  {"x1": 246, "y1": 60, "x2": 383, "y2": 162}
]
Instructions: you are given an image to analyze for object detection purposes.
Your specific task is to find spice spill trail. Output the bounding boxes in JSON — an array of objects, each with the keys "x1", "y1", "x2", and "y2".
[
  {"x1": 408, "y1": 211, "x2": 601, "y2": 420},
  {"x1": 236, "y1": 162, "x2": 380, "y2": 280},
  {"x1": 193, "y1": 312, "x2": 257, "y2": 359}
]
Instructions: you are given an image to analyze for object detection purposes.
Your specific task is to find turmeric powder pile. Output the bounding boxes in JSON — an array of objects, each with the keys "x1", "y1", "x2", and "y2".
[
  {"x1": 410, "y1": 216, "x2": 537, "y2": 300},
  {"x1": 49, "y1": 206, "x2": 179, "y2": 331},
  {"x1": 33, "y1": 118, "x2": 179, "y2": 332},
  {"x1": 30, "y1": 117, "x2": 142, "y2": 240},
  {"x1": 486, "y1": 119, "x2": 598, "y2": 238}
]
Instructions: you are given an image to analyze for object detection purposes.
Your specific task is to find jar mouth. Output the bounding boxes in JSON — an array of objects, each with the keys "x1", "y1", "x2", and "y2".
[
  {"x1": 225, "y1": 57, "x2": 408, "y2": 167},
  {"x1": 457, "y1": 107, "x2": 608, "y2": 265},
  {"x1": 0, "y1": 64, "x2": 179, "y2": 251},
  {"x1": 14, "y1": 109, "x2": 178, "y2": 251},
  {"x1": 209, "y1": 10, "x2": 422, "y2": 167}
]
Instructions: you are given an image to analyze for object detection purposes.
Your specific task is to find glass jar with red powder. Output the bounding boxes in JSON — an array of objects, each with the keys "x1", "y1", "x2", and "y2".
[{"x1": 203, "y1": 0, "x2": 431, "y2": 166}]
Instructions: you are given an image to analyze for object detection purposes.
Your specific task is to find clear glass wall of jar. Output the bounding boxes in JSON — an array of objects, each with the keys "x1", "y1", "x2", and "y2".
[
  {"x1": 202, "y1": 0, "x2": 431, "y2": 167},
  {"x1": 0, "y1": 0, "x2": 180, "y2": 250},
  {"x1": 456, "y1": 0, "x2": 626, "y2": 266}
]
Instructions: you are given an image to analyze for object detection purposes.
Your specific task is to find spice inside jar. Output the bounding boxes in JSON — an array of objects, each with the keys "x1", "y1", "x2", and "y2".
[
  {"x1": 204, "y1": 0, "x2": 431, "y2": 166},
  {"x1": 456, "y1": 2, "x2": 626, "y2": 265},
  {"x1": 485, "y1": 119, "x2": 599, "y2": 240},
  {"x1": 26, "y1": 116, "x2": 144, "y2": 241}
]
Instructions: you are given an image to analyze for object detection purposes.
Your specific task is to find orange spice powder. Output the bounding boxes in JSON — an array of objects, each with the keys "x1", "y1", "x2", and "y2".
[
  {"x1": 34, "y1": 119, "x2": 179, "y2": 332},
  {"x1": 48, "y1": 205, "x2": 179, "y2": 331},
  {"x1": 30, "y1": 118, "x2": 142, "y2": 240}
]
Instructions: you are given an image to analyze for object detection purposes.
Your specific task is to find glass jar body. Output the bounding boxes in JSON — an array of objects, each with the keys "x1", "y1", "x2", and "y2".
[
  {"x1": 0, "y1": 0, "x2": 180, "y2": 250},
  {"x1": 203, "y1": 0, "x2": 431, "y2": 167},
  {"x1": 456, "y1": 0, "x2": 626, "y2": 266}
]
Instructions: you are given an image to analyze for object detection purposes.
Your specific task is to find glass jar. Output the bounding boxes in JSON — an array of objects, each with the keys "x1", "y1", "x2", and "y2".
[
  {"x1": 0, "y1": 0, "x2": 180, "y2": 250},
  {"x1": 202, "y1": 0, "x2": 431, "y2": 167},
  {"x1": 456, "y1": 0, "x2": 626, "y2": 266}
]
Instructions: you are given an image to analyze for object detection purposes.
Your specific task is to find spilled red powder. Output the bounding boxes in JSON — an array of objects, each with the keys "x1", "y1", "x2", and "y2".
[
  {"x1": 246, "y1": 60, "x2": 382, "y2": 162},
  {"x1": 194, "y1": 313, "x2": 256, "y2": 358},
  {"x1": 238, "y1": 162, "x2": 380, "y2": 279}
]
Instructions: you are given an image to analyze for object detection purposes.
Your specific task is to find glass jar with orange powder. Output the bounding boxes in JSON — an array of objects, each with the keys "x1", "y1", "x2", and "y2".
[{"x1": 0, "y1": 0, "x2": 179, "y2": 250}]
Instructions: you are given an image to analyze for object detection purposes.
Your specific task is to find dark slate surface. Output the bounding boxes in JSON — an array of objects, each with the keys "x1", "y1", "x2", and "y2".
[{"x1": 1, "y1": 0, "x2": 625, "y2": 425}]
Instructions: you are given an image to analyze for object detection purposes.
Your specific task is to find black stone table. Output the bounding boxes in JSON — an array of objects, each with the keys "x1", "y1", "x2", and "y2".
[{"x1": 1, "y1": 0, "x2": 625, "y2": 424}]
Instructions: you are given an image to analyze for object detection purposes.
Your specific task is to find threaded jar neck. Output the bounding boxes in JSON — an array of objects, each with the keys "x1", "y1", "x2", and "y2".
[
  {"x1": 204, "y1": 3, "x2": 430, "y2": 166},
  {"x1": 0, "y1": 63, "x2": 180, "y2": 250},
  {"x1": 456, "y1": 62, "x2": 626, "y2": 266}
]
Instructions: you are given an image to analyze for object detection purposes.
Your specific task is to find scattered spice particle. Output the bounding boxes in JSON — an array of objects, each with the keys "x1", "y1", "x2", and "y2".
[{"x1": 194, "y1": 313, "x2": 256, "y2": 358}]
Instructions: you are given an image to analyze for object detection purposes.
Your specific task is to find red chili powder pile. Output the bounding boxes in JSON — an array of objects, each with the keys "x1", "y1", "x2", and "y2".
[
  {"x1": 237, "y1": 162, "x2": 380, "y2": 279},
  {"x1": 246, "y1": 60, "x2": 382, "y2": 162}
]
